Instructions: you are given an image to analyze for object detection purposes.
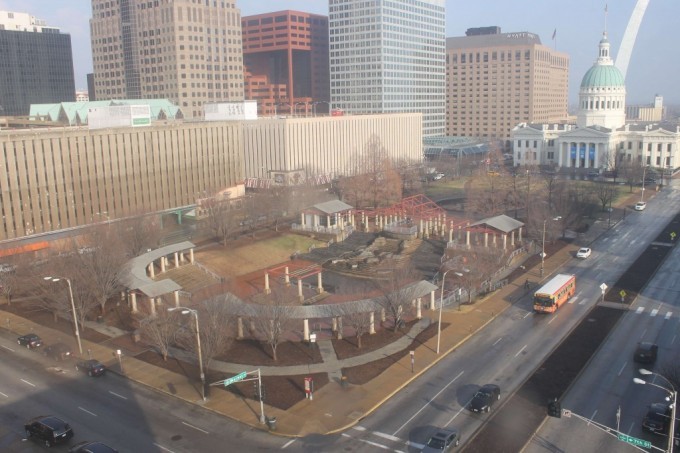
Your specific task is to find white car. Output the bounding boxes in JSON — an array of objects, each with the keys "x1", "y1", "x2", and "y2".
[
  {"x1": 576, "y1": 247, "x2": 591, "y2": 259},
  {"x1": 635, "y1": 201, "x2": 647, "y2": 211}
]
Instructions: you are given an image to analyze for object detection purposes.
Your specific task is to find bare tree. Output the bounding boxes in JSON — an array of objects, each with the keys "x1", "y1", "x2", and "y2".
[
  {"x1": 341, "y1": 308, "x2": 371, "y2": 349},
  {"x1": 177, "y1": 296, "x2": 235, "y2": 370},
  {"x1": 594, "y1": 181, "x2": 616, "y2": 212},
  {"x1": 373, "y1": 260, "x2": 420, "y2": 331},
  {"x1": 139, "y1": 301, "x2": 179, "y2": 361},
  {"x1": 202, "y1": 195, "x2": 241, "y2": 245},
  {"x1": 449, "y1": 247, "x2": 507, "y2": 305},
  {"x1": 114, "y1": 214, "x2": 162, "y2": 258},
  {"x1": 248, "y1": 286, "x2": 295, "y2": 361}
]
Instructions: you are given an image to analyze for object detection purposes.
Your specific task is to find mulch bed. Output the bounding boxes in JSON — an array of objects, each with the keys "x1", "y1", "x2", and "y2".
[
  {"x1": 332, "y1": 319, "x2": 419, "y2": 360},
  {"x1": 217, "y1": 338, "x2": 323, "y2": 366},
  {"x1": 341, "y1": 321, "x2": 440, "y2": 385}
]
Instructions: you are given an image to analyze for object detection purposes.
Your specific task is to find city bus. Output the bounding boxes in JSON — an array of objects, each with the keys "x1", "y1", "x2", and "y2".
[{"x1": 533, "y1": 274, "x2": 576, "y2": 313}]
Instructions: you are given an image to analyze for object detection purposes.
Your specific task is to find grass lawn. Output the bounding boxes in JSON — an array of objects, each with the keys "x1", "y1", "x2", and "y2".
[{"x1": 422, "y1": 177, "x2": 469, "y2": 200}]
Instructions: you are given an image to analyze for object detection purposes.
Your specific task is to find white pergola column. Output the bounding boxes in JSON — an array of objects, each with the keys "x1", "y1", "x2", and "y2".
[
  {"x1": 336, "y1": 317, "x2": 343, "y2": 340},
  {"x1": 298, "y1": 279, "x2": 303, "y2": 301},
  {"x1": 237, "y1": 317, "x2": 244, "y2": 339},
  {"x1": 484, "y1": 232, "x2": 489, "y2": 247},
  {"x1": 511, "y1": 231, "x2": 516, "y2": 246},
  {"x1": 369, "y1": 312, "x2": 375, "y2": 334},
  {"x1": 466, "y1": 230, "x2": 471, "y2": 247},
  {"x1": 317, "y1": 272, "x2": 324, "y2": 294},
  {"x1": 148, "y1": 262, "x2": 155, "y2": 278},
  {"x1": 332, "y1": 317, "x2": 337, "y2": 332},
  {"x1": 160, "y1": 256, "x2": 166, "y2": 272},
  {"x1": 416, "y1": 298, "x2": 422, "y2": 319},
  {"x1": 149, "y1": 297, "x2": 156, "y2": 316},
  {"x1": 303, "y1": 319, "x2": 310, "y2": 341},
  {"x1": 285, "y1": 267, "x2": 290, "y2": 286},
  {"x1": 130, "y1": 292, "x2": 138, "y2": 313},
  {"x1": 430, "y1": 290, "x2": 436, "y2": 309},
  {"x1": 518, "y1": 227, "x2": 522, "y2": 242},
  {"x1": 264, "y1": 272, "x2": 271, "y2": 294},
  {"x1": 381, "y1": 308, "x2": 386, "y2": 322},
  {"x1": 300, "y1": 212, "x2": 305, "y2": 227},
  {"x1": 503, "y1": 234, "x2": 508, "y2": 250},
  {"x1": 189, "y1": 248, "x2": 194, "y2": 264},
  {"x1": 174, "y1": 252, "x2": 179, "y2": 267},
  {"x1": 174, "y1": 290, "x2": 179, "y2": 307}
]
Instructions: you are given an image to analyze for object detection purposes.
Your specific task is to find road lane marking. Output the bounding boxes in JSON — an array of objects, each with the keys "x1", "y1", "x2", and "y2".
[
  {"x1": 153, "y1": 443, "x2": 177, "y2": 453},
  {"x1": 666, "y1": 311, "x2": 673, "y2": 320},
  {"x1": 78, "y1": 407, "x2": 97, "y2": 417},
  {"x1": 0, "y1": 391, "x2": 7, "y2": 398},
  {"x1": 392, "y1": 371, "x2": 464, "y2": 436},
  {"x1": 548, "y1": 315, "x2": 557, "y2": 324},
  {"x1": 650, "y1": 309, "x2": 658, "y2": 317},
  {"x1": 579, "y1": 298, "x2": 587, "y2": 305},
  {"x1": 20, "y1": 379, "x2": 35, "y2": 387},
  {"x1": 515, "y1": 345, "x2": 528, "y2": 357},
  {"x1": 181, "y1": 421, "x2": 208, "y2": 434},
  {"x1": 568, "y1": 296, "x2": 577, "y2": 304},
  {"x1": 523, "y1": 311, "x2": 532, "y2": 319},
  {"x1": 342, "y1": 433, "x2": 395, "y2": 451},
  {"x1": 1, "y1": 345, "x2": 15, "y2": 352},
  {"x1": 618, "y1": 361, "x2": 627, "y2": 376},
  {"x1": 281, "y1": 438, "x2": 296, "y2": 449},
  {"x1": 353, "y1": 426, "x2": 367, "y2": 431},
  {"x1": 589, "y1": 410, "x2": 598, "y2": 425},
  {"x1": 446, "y1": 400, "x2": 472, "y2": 426},
  {"x1": 627, "y1": 421, "x2": 635, "y2": 434},
  {"x1": 640, "y1": 329, "x2": 647, "y2": 339},
  {"x1": 672, "y1": 335, "x2": 677, "y2": 345},
  {"x1": 109, "y1": 391, "x2": 128, "y2": 400},
  {"x1": 492, "y1": 337, "x2": 502, "y2": 346},
  {"x1": 635, "y1": 307, "x2": 644, "y2": 314},
  {"x1": 373, "y1": 431, "x2": 404, "y2": 443},
  {"x1": 407, "y1": 441, "x2": 425, "y2": 450}
]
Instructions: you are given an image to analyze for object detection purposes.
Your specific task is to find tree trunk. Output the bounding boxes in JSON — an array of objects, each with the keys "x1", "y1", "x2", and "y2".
[
  {"x1": 271, "y1": 344, "x2": 278, "y2": 361},
  {"x1": 52, "y1": 311, "x2": 58, "y2": 322},
  {"x1": 357, "y1": 333, "x2": 363, "y2": 349}
]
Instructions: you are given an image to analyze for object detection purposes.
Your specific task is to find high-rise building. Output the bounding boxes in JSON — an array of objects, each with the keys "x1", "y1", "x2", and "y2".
[
  {"x1": 242, "y1": 10, "x2": 330, "y2": 117},
  {"x1": 90, "y1": 0, "x2": 244, "y2": 119},
  {"x1": 329, "y1": 0, "x2": 446, "y2": 137},
  {"x1": 446, "y1": 28, "x2": 569, "y2": 145},
  {"x1": 0, "y1": 11, "x2": 75, "y2": 116}
]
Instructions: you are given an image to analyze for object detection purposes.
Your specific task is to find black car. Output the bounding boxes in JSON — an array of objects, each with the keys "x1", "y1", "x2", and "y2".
[
  {"x1": 44, "y1": 342, "x2": 73, "y2": 361},
  {"x1": 633, "y1": 342, "x2": 658, "y2": 364},
  {"x1": 69, "y1": 441, "x2": 119, "y2": 453},
  {"x1": 17, "y1": 333, "x2": 43, "y2": 349},
  {"x1": 469, "y1": 384, "x2": 501, "y2": 413},
  {"x1": 24, "y1": 415, "x2": 74, "y2": 447},
  {"x1": 421, "y1": 428, "x2": 460, "y2": 452},
  {"x1": 76, "y1": 359, "x2": 106, "y2": 377},
  {"x1": 642, "y1": 402, "x2": 671, "y2": 435}
]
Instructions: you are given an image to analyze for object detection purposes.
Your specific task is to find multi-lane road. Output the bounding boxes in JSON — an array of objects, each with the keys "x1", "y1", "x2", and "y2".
[{"x1": 1, "y1": 186, "x2": 679, "y2": 453}]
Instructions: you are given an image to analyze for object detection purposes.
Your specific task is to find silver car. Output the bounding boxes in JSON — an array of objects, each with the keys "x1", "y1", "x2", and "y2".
[{"x1": 421, "y1": 428, "x2": 460, "y2": 452}]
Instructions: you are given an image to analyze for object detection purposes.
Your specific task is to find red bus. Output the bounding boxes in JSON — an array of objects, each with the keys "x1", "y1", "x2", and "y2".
[{"x1": 533, "y1": 274, "x2": 576, "y2": 313}]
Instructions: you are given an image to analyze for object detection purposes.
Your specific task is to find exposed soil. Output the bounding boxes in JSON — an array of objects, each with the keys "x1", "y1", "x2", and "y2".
[
  {"x1": 332, "y1": 319, "x2": 419, "y2": 360},
  {"x1": 217, "y1": 338, "x2": 323, "y2": 366}
]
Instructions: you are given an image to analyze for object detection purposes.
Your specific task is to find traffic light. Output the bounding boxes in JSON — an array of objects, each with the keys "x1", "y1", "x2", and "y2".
[
  {"x1": 548, "y1": 399, "x2": 562, "y2": 418},
  {"x1": 260, "y1": 384, "x2": 267, "y2": 402}
]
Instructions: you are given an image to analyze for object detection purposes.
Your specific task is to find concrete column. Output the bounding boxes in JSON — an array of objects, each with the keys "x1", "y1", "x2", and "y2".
[
  {"x1": 493, "y1": 234, "x2": 497, "y2": 246},
  {"x1": 148, "y1": 262, "x2": 155, "y2": 278},
  {"x1": 466, "y1": 230, "x2": 470, "y2": 247},
  {"x1": 174, "y1": 252, "x2": 179, "y2": 267},
  {"x1": 449, "y1": 228, "x2": 453, "y2": 243},
  {"x1": 264, "y1": 272, "x2": 271, "y2": 294},
  {"x1": 416, "y1": 298, "x2": 422, "y2": 319},
  {"x1": 336, "y1": 317, "x2": 343, "y2": 340},
  {"x1": 511, "y1": 231, "x2": 516, "y2": 246},
  {"x1": 237, "y1": 317, "x2": 244, "y2": 339},
  {"x1": 327, "y1": 215, "x2": 331, "y2": 228},
  {"x1": 298, "y1": 279, "x2": 303, "y2": 301},
  {"x1": 420, "y1": 219, "x2": 424, "y2": 238},
  {"x1": 369, "y1": 312, "x2": 375, "y2": 334},
  {"x1": 284, "y1": 266, "x2": 290, "y2": 286},
  {"x1": 518, "y1": 227, "x2": 522, "y2": 242},
  {"x1": 130, "y1": 292, "x2": 138, "y2": 313},
  {"x1": 301, "y1": 212, "x2": 305, "y2": 227},
  {"x1": 332, "y1": 317, "x2": 337, "y2": 332},
  {"x1": 189, "y1": 248, "x2": 194, "y2": 264},
  {"x1": 149, "y1": 297, "x2": 156, "y2": 316},
  {"x1": 431, "y1": 291, "x2": 436, "y2": 309},
  {"x1": 174, "y1": 290, "x2": 179, "y2": 307},
  {"x1": 503, "y1": 234, "x2": 508, "y2": 250},
  {"x1": 484, "y1": 232, "x2": 489, "y2": 247},
  {"x1": 317, "y1": 272, "x2": 324, "y2": 293},
  {"x1": 303, "y1": 319, "x2": 310, "y2": 341},
  {"x1": 381, "y1": 308, "x2": 386, "y2": 322}
]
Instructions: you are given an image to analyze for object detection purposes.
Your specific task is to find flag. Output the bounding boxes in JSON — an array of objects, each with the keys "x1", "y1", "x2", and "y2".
[{"x1": 552, "y1": 28, "x2": 556, "y2": 40}]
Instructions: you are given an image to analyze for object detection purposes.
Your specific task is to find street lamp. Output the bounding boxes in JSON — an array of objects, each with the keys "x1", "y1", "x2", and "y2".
[
  {"x1": 437, "y1": 269, "x2": 453, "y2": 354},
  {"x1": 43, "y1": 276, "x2": 83, "y2": 355},
  {"x1": 641, "y1": 165, "x2": 650, "y2": 203},
  {"x1": 541, "y1": 219, "x2": 547, "y2": 277},
  {"x1": 635, "y1": 368, "x2": 677, "y2": 453},
  {"x1": 168, "y1": 307, "x2": 206, "y2": 401}
]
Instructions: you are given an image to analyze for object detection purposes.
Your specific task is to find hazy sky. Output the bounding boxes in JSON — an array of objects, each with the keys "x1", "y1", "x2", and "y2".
[{"x1": 1, "y1": 0, "x2": 676, "y2": 105}]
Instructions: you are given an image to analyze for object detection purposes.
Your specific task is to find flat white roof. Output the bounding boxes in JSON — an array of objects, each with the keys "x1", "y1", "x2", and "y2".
[{"x1": 535, "y1": 274, "x2": 574, "y2": 296}]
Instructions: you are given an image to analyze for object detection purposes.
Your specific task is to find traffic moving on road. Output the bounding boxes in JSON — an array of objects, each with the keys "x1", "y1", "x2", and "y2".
[{"x1": 533, "y1": 274, "x2": 576, "y2": 313}]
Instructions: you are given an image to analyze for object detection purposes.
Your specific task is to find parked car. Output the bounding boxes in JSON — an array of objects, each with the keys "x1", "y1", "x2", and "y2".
[
  {"x1": 421, "y1": 428, "x2": 460, "y2": 452},
  {"x1": 17, "y1": 333, "x2": 43, "y2": 349},
  {"x1": 642, "y1": 402, "x2": 671, "y2": 435},
  {"x1": 469, "y1": 384, "x2": 501, "y2": 413},
  {"x1": 76, "y1": 359, "x2": 106, "y2": 377},
  {"x1": 633, "y1": 342, "x2": 658, "y2": 364},
  {"x1": 44, "y1": 342, "x2": 73, "y2": 361},
  {"x1": 576, "y1": 247, "x2": 592, "y2": 259},
  {"x1": 635, "y1": 201, "x2": 647, "y2": 211},
  {"x1": 69, "y1": 441, "x2": 119, "y2": 453},
  {"x1": 24, "y1": 415, "x2": 74, "y2": 447},
  {"x1": 588, "y1": 171, "x2": 600, "y2": 178}
]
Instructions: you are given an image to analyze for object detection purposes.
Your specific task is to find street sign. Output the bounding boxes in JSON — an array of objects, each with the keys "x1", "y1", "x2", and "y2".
[
  {"x1": 617, "y1": 434, "x2": 651, "y2": 449},
  {"x1": 223, "y1": 371, "x2": 247, "y2": 387},
  {"x1": 600, "y1": 283, "x2": 608, "y2": 292},
  {"x1": 562, "y1": 409, "x2": 572, "y2": 418},
  {"x1": 540, "y1": 252, "x2": 547, "y2": 258},
  {"x1": 619, "y1": 290, "x2": 626, "y2": 298}
]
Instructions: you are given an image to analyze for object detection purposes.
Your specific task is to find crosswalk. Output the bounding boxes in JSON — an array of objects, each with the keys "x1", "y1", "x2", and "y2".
[
  {"x1": 340, "y1": 425, "x2": 425, "y2": 452},
  {"x1": 631, "y1": 306, "x2": 673, "y2": 318}
]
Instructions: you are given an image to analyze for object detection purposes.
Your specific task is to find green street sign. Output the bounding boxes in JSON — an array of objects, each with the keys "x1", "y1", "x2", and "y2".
[
  {"x1": 223, "y1": 371, "x2": 247, "y2": 387},
  {"x1": 618, "y1": 433, "x2": 651, "y2": 448}
]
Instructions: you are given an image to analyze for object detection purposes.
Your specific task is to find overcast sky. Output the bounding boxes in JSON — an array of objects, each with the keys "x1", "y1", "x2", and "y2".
[{"x1": 1, "y1": 0, "x2": 676, "y2": 105}]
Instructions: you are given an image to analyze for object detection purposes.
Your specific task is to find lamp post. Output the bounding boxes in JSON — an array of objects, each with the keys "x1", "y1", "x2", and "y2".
[
  {"x1": 43, "y1": 276, "x2": 83, "y2": 355},
  {"x1": 641, "y1": 165, "x2": 649, "y2": 203},
  {"x1": 168, "y1": 307, "x2": 206, "y2": 401},
  {"x1": 541, "y1": 219, "x2": 547, "y2": 277},
  {"x1": 437, "y1": 269, "x2": 453, "y2": 354},
  {"x1": 635, "y1": 368, "x2": 677, "y2": 453}
]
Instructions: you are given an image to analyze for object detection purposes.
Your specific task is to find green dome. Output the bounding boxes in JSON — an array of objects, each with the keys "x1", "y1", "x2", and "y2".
[{"x1": 580, "y1": 65, "x2": 625, "y2": 88}]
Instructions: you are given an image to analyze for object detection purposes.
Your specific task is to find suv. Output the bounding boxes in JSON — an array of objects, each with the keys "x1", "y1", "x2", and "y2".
[
  {"x1": 643, "y1": 403, "x2": 671, "y2": 435},
  {"x1": 69, "y1": 441, "x2": 119, "y2": 453},
  {"x1": 422, "y1": 428, "x2": 460, "y2": 452},
  {"x1": 24, "y1": 415, "x2": 74, "y2": 447},
  {"x1": 469, "y1": 384, "x2": 501, "y2": 413},
  {"x1": 17, "y1": 333, "x2": 43, "y2": 349},
  {"x1": 76, "y1": 359, "x2": 106, "y2": 377},
  {"x1": 44, "y1": 343, "x2": 73, "y2": 361},
  {"x1": 633, "y1": 342, "x2": 658, "y2": 364}
]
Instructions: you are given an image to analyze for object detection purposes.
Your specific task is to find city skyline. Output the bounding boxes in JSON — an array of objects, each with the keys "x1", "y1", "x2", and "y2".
[{"x1": 0, "y1": 0, "x2": 676, "y2": 106}]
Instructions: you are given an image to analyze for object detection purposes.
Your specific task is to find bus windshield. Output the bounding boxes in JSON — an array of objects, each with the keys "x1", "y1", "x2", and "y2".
[{"x1": 534, "y1": 295, "x2": 554, "y2": 307}]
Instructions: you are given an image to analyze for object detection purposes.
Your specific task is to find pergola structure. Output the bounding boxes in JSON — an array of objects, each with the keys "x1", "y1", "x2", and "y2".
[
  {"x1": 455, "y1": 215, "x2": 525, "y2": 250},
  {"x1": 263, "y1": 262, "x2": 325, "y2": 301}
]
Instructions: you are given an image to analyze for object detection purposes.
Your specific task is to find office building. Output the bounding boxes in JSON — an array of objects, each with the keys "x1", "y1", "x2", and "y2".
[
  {"x1": 242, "y1": 10, "x2": 330, "y2": 116},
  {"x1": 0, "y1": 11, "x2": 75, "y2": 116},
  {"x1": 446, "y1": 27, "x2": 569, "y2": 144},
  {"x1": 90, "y1": 0, "x2": 244, "y2": 119},
  {"x1": 329, "y1": 0, "x2": 446, "y2": 137},
  {"x1": 626, "y1": 95, "x2": 665, "y2": 122}
]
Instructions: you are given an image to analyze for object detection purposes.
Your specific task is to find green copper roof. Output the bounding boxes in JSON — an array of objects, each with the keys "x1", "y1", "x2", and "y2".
[{"x1": 580, "y1": 65, "x2": 625, "y2": 88}]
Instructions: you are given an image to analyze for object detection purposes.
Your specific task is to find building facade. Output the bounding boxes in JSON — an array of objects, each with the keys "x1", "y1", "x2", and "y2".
[
  {"x1": 329, "y1": 0, "x2": 446, "y2": 137},
  {"x1": 0, "y1": 113, "x2": 422, "y2": 242},
  {"x1": 0, "y1": 11, "x2": 75, "y2": 116},
  {"x1": 446, "y1": 28, "x2": 569, "y2": 144},
  {"x1": 242, "y1": 10, "x2": 330, "y2": 117},
  {"x1": 90, "y1": 0, "x2": 244, "y2": 119}
]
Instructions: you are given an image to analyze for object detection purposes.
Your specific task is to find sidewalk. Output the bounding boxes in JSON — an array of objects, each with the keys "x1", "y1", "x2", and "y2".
[{"x1": 0, "y1": 195, "x2": 638, "y2": 437}]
